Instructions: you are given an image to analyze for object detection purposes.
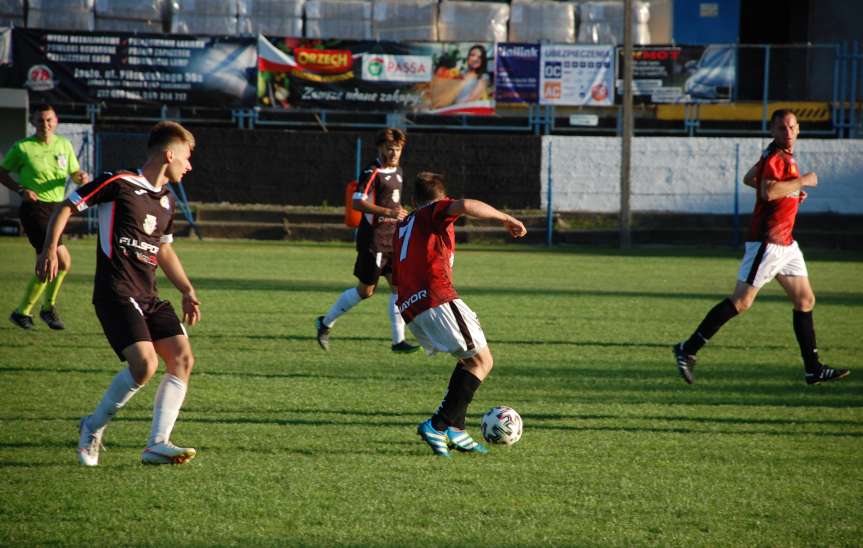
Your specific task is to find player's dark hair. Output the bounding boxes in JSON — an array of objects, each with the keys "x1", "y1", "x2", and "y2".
[
  {"x1": 376, "y1": 128, "x2": 406, "y2": 147},
  {"x1": 148, "y1": 121, "x2": 196, "y2": 152},
  {"x1": 414, "y1": 172, "x2": 446, "y2": 204},
  {"x1": 770, "y1": 109, "x2": 796, "y2": 126},
  {"x1": 31, "y1": 104, "x2": 55, "y2": 116}
]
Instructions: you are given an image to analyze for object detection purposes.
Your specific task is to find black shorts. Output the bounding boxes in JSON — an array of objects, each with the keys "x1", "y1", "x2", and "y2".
[
  {"x1": 353, "y1": 249, "x2": 394, "y2": 286},
  {"x1": 19, "y1": 200, "x2": 63, "y2": 253},
  {"x1": 94, "y1": 298, "x2": 186, "y2": 361}
]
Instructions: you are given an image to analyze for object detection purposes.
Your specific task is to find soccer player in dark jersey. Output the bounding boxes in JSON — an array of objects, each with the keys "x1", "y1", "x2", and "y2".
[
  {"x1": 673, "y1": 110, "x2": 849, "y2": 385},
  {"x1": 36, "y1": 121, "x2": 202, "y2": 466},
  {"x1": 315, "y1": 128, "x2": 420, "y2": 353},
  {"x1": 393, "y1": 172, "x2": 526, "y2": 458}
]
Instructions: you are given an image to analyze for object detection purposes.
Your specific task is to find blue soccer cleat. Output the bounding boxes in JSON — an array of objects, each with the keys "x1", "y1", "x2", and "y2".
[
  {"x1": 416, "y1": 419, "x2": 450, "y2": 458},
  {"x1": 446, "y1": 427, "x2": 489, "y2": 454}
]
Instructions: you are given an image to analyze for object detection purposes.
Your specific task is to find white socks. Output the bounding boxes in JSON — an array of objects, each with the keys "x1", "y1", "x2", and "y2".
[
  {"x1": 323, "y1": 287, "x2": 363, "y2": 327},
  {"x1": 88, "y1": 368, "x2": 141, "y2": 431},
  {"x1": 148, "y1": 374, "x2": 188, "y2": 447},
  {"x1": 389, "y1": 293, "x2": 406, "y2": 344}
]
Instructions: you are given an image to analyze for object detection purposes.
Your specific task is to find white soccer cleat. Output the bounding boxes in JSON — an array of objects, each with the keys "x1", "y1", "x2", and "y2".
[
  {"x1": 141, "y1": 441, "x2": 197, "y2": 465},
  {"x1": 77, "y1": 416, "x2": 105, "y2": 467}
]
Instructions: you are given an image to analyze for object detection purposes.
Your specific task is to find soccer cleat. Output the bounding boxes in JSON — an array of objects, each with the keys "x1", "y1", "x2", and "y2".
[
  {"x1": 39, "y1": 306, "x2": 65, "y2": 330},
  {"x1": 391, "y1": 340, "x2": 421, "y2": 354},
  {"x1": 446, "y1": 427, "x2": 489, "y2": 454},
  {"x1": 77, "y1": 416, "x2": 105, "y2": 467},
  {"x1": 416, "y1": 419, "x2": 451, "y2": 458},
  {"x1": 141, "y1": 441, "x2": 197, "y2": 465},
  {"x1": 805, "y1": 366, "x2": 850, "y2": 385},
  {"x1": 9, "y1": 310, "x2": 34, "y2": 330},
  {"x1": 673, "y1": 342, "x2": 697, "y2": 384},
  {"x1": 315, "y1": 316, "x2": 331, "y2": 351}
]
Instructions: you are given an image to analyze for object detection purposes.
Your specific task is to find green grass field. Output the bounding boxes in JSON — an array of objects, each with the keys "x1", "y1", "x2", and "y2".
[{"x1": 1, "y1": 237, "x2": 861, "y2": 546}]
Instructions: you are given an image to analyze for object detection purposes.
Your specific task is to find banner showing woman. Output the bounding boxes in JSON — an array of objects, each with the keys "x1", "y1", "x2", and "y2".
[{"x1": 257, "y1": 36, "x2": 495, "y2": 115}]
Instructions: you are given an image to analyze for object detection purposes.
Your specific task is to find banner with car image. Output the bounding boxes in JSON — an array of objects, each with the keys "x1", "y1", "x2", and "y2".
[
  {"x1": 616, "y1": 45, "x2": 735, "y2": 103},
  {"x1": 258, "y1": 36, "x2": 495, "y2": 115},
  {"x1": 12, "y1": 28, "x2": 256, "y2": 106}
]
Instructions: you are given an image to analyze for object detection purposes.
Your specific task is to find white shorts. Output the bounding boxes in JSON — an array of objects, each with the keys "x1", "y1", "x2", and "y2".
[
  {"x1": 407, "y1": 299, "x2": 488, "y2": 359},
  {"x1": 737, "y1": 240, "x2": 808, "y2": 289}
]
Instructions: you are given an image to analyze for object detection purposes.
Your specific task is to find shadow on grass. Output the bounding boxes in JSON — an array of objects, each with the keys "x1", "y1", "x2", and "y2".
[{"x1": 185, "y1": 277, "x2": 863, "y2": 306}]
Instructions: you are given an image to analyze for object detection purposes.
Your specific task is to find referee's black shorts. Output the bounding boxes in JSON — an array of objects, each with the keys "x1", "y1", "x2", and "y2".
[{"x1": 19, "y1": 200, "x2": 63, "y2": 253}]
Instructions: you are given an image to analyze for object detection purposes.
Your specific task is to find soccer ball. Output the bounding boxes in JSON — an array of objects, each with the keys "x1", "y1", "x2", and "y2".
[{"x1": 481, "y1": 406, "x2": 523, "y2": 445}]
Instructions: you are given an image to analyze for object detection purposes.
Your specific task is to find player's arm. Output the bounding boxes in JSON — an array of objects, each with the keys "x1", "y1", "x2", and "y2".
[
  {"x1": 157, "y1": 243, "x2": 201, "y2": 325},
  {"x1": 446, "y1": 199, "x2": 527, "y2": 238},
  {"x1": 352, "y1": 195, "x2": 406, "y2": 220},
  {"x1": 761, "y1": 172, "x2": 817, "y2": 201},
  {"x1": 35, "y1": 201, "x2": 76, "y2": 282},
  {"x1": 742, "y1": 162, "x2": 760, "y2": 189}
]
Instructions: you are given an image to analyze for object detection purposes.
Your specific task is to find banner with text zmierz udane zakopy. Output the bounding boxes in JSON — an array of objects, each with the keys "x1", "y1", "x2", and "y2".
[
  {"x1": 13, "y1": 28, "x2": 257, "y2": 106},
  {"x1": 258, "y1": 36, "x2": 495, "y2": 115}
]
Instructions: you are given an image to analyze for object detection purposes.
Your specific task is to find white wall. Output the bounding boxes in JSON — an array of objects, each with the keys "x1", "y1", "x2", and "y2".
[{"x1": 541, "y1": 136, "x2": 863, "y2": 214}]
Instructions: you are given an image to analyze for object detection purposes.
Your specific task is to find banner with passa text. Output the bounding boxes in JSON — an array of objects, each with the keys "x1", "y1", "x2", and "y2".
[
  {"x1": 12, "y1": 28, "x2": 256, "y2": 106},
  {"x1": 258, "y1": 36, "x2": 495, "y2": 115},
  {"x1": 494, "y1": 43, "x2": 540, "y2": 104},
  {"x1": 539, "y1": 44, "x2": 615, "y2": 106},
  {"x1": 616, "y1": 45, "x2": 735, "y2": 103}
]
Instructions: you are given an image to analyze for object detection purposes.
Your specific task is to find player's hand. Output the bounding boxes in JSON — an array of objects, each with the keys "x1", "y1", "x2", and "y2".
[
  {"x1": 181, "y1": 290, "x2": 201, "y2": 326},
  {"x1": 799, "y1": 190, "x2": 808, "y2": 203},
  {"x1": 22, "y1": 188, "x2": 38, "y2": 202},
  {"x1": 504, "y1": 216, "x2": 527, "y2": 238},
  {"x1": 391, "y1": 206, "x2": 408, "y2": 221},
  {"x1": 35, "y1": 248, "x2": 59, "y2": 282},
  {"x1": 801, "y1": 172, "x2": 818, "y2": 187}
]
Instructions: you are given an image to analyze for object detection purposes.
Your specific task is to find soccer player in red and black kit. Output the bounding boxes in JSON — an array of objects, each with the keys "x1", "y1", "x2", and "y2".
[
  {"x1": 393, "y1": 172, "x2": 526, "y2": 458},
  {"x1": 315, "y1": 128, "x2": 419, "y2": 353},
  {"x1": 673, "y1": 110, "x2": 849, "y2": 385},
  {"x1": 37, "y1": 121, "x2": 202, "y2": 466}
]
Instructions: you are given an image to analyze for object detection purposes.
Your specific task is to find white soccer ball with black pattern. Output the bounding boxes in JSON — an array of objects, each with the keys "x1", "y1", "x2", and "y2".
[{"x1": 481, "y1": 406, "x2": 523, "y2": 445}]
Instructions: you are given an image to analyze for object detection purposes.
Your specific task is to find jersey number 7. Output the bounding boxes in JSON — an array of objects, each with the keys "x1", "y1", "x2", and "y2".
[{"x1": 398, "y1": 214, "x2": 416, "y2": 262}]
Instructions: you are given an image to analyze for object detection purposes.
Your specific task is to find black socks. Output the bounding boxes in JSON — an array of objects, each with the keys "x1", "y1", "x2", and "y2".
[
  {"x1": 683, "y1": 298, "x2": 739, "y2": 355},
  {"x1": 793, "y1": 309, "x2": 820, "y2": 371},
  {"x1": 432, "y1": 365, "x2": 482, "y2": 431}
]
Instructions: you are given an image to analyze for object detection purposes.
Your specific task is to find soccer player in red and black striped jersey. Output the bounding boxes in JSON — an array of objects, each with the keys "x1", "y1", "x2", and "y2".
[
  {"x1": 37, "y1": 121, "x2": 202, "y2": 466},
  {"x1": 393, "y1": 172, "x2": 526, "y2": 457},
  {"x1": 315, "y1": 128, "x2": 420, "y2": 353},
  {"x1": 673, "y1": 110, "x2": 849, "y2": 385}
]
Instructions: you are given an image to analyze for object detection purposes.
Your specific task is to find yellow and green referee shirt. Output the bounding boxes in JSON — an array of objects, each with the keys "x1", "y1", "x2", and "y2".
[{"x1": 1, "y1": 135, "x2": 80, "y2": 203}]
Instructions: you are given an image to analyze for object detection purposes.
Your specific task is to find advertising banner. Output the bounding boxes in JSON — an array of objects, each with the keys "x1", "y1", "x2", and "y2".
[
  {"x1": 494, "y1": 43, "x2": 540, "y2": 104},
  {"x1": 617, "y1": 45, "x2": 735, "y2": 103},
  {"x1": 539, "y1": 44, "x2": 615, "y2": 106},
  {"x1": 258, "y1": 36, "x2": 495, "y2": 115},
  {"x1": 12, "y1": 28, "x2": 256, "y2": 106}
]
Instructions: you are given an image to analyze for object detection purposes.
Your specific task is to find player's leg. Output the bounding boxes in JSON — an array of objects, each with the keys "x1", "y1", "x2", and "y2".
[
  {"x1": 142, "y1": 302, "x2": 196, "y2": 464},
  {"x1": 416, "y1": 300, "x2": 489, "y2": 456},
  {"x1": 317, "y1": 251, "x2": 383, "y2": 350},
  {"x1": 77, "y1": 300, "x2": 154, "y2": 465},
  {"x1": 382, "y1": 271, "x2": 419, "y2": 353},
  {"x1": 39, "y1": 243, "x2": 71, "y2": 330},
  {"x1": 674, "y1": 241, "x2": 780, "y2": 383},
  {"x1": 776, "y1": 273, "x2": 849, "y2": 384}
]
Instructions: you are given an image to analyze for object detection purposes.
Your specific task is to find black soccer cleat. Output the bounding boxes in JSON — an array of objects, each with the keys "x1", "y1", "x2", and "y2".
[
  {"x1": 805, "y1": 365, "x2": 850, "y2": 385},
  {"x1": 673, "y1": 342, "x2": 697, "y2": 384},
  {"x1": 315, "y1": 316, "x2": 330, "y2": 351},
  {"x1": 39, "y1": 306, "x2": 65, "y2": 330},
  {"x1": 9, "y1": 310, "x2": 34, "y2": 330},
  {"x1": 391, "y1": 341, "x2": 421, "y2": 354}
]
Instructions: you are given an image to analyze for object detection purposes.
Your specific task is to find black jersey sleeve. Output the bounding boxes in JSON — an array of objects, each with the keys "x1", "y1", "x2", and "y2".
[{"x1": 68, "y1": 171, "x2": 125, "y2": 212}]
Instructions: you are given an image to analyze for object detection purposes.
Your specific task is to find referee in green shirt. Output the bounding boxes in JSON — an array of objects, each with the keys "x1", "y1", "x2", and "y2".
[{"x1": 0, "y1": 104, "x2": 90, "y2": 330}]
